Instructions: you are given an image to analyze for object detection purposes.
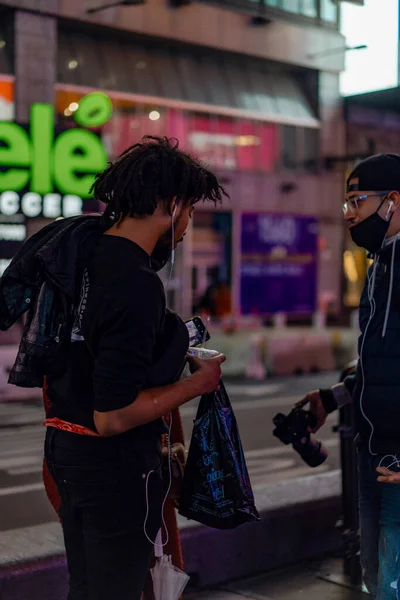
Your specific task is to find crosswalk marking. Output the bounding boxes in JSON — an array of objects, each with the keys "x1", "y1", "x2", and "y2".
[
  {"x1": 0, "y1": 482, "x2": 44, "y2": 497},
  {"x1": 228, "y1": 383, "x2": 284, "y2": 397},
  {"x1": 0, "y1": 455, "x2": 43, "y2": 469},
  {"x1": 8, "y1": 465, "x2": 43, "y2": 476}
]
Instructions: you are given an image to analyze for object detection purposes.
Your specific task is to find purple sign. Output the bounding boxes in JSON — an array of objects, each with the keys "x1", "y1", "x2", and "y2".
[{"x1": 240, "y1": 213, "x2": 317, "y2": 315}]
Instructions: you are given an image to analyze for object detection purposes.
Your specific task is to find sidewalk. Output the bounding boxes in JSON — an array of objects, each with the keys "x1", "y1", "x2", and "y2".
[{"x1": 186, "y1": 558, "x2": 366, "y2": 600}]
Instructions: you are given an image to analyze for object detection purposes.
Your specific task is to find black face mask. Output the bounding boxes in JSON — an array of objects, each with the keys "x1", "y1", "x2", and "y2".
[{"x1": 350, "y1": 198, "x2": 391, "y2": 255}]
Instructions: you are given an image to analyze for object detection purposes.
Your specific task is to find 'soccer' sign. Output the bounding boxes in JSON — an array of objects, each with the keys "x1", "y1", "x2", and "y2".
[{"x1": 0, "y1": 92, "x2": 111, "y2": 218}]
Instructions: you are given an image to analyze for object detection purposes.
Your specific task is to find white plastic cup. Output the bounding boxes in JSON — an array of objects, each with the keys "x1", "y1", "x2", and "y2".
[{"x1": 187, "y1": 347, "x2": 221, "y2": 360}]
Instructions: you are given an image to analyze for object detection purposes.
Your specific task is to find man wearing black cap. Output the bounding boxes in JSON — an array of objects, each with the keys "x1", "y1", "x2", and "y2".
[{"x1": 299, "y1": 154, "x2": 400, "y2": 600}]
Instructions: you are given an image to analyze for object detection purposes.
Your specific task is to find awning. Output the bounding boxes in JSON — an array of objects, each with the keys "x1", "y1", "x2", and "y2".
[{"x1": 58, "y1": 27, "x2": 319, "y2": 128}]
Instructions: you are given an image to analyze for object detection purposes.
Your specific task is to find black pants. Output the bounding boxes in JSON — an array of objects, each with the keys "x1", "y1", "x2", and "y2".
[{"x1": 45, "y1": 428, "x2": 163, "y2": 600}]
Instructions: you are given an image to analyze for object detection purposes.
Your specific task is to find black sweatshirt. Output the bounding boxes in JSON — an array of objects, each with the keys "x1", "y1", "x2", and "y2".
[{"x1": 46, "y1": 235, "x2": 185, "y2": 452}]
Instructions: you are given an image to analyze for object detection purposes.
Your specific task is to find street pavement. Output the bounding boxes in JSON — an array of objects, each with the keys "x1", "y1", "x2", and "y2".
[
  {"x1": 186, "y1": 558, "x2": 365, "y2": 600},
  {"x1": 0, "y1": 372, "x2": 340, "y2": 532}
]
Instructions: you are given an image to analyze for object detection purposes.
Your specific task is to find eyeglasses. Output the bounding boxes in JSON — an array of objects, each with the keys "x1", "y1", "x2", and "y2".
[{"x1": 343, "y1": 192, "x2": 391, "y2": 215}]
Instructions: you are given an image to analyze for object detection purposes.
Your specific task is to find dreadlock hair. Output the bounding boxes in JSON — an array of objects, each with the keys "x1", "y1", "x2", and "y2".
[{"x1": 91, "y1": 136, "x2": 228, "y2": 226}]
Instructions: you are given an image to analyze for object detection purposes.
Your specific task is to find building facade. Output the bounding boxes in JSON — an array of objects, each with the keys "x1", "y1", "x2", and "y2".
[{"x1": 0, "y1": 0, "x2": 362, "y2": 321}]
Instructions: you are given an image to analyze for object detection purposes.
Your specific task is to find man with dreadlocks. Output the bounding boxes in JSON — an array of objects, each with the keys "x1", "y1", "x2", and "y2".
[{"x1": 0, "y1": 137, "x2": 227, "y2": 600}]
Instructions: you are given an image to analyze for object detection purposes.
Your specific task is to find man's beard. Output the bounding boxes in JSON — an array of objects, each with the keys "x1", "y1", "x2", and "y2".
[{"x1": 150, "y1": 226, "x2": 174, "y2": 272}]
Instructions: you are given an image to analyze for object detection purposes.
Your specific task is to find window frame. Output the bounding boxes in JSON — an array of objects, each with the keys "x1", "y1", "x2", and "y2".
[
  {"x1": 279, "y1": 124, "x2": 321, "y2": 173},
  {"x1": 198, "y1": 0, "x2": 340, "y2": 28}
]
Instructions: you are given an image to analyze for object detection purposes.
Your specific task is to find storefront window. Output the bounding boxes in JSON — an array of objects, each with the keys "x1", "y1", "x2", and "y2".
[
  {"x1": 191, "y1": 211, "x2": 232, "y2": 317},
  {"x1": 282, "y1": 125, "x2": 298, "y2": 170},
  {"x1": 343, "y1": 237, "x2": 369, "y2": 308},
  {"x1": 187, "y1": 114, "x2": 237, "y2": 170},
  {"x1": 56, "y1": 90, "x2": 171, "y2": 160},
  {"x1": 56, "y1": 88, "x2": 279, "y2": 175},
  {"x1": 280, "y1": 125, "x2": 318, "y2": 172},
  {"x1": 236, "y1": 120, "x2": 262, "y2": 171},
  {"x1": 302, "y1": 128, "x2": 320, "y2": 171},
  {"x1": 258, "y1": 123, "x2": 277, "y2": 171},
  {"x1": 186, "y1": 113, "x2": 276, "y2": 172},
  {"x1": 0, "y1": 19, "x2": 12, "y2": 77},
  {"x1": 103, "y1": 105, "x2": 169, "y2": 159}
]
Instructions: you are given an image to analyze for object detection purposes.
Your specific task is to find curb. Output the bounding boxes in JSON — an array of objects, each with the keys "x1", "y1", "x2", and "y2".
[{"x1": 181, "y1": 496, "x2": 342, "y2": 589}]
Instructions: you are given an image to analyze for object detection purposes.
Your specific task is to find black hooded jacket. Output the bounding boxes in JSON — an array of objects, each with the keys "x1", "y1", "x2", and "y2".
[
  {"x1": 350, "y1": 237, "x2": 400, "y2": 453},
  {"x1": 0, "y1": 216, "x2": 105, "y2": 387}
]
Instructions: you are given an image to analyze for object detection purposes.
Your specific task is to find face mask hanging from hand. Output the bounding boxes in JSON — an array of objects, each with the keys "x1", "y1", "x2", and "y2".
[{"x1": 350, "y1": 198, "x2": 392, "y2": 255}]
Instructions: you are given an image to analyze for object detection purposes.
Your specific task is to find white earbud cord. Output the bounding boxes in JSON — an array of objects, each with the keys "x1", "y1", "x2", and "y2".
[
  {"x1": 359, "y1": 257, "x2": 379, "y2": 456},
  {"x1": 379, "y1": 237, "x2": 398, "y2": 466},
  {"x1": 379, "y1": 454, "x2": 400, "y2": 470},
  {"x1": 166, "y1": 210, "x2": 175, "y2": 292},
  {"x1": 382, "y1": 237, "x2": 396, "y2": 338},
  {"x1": 143, "y1": 411, "x2": 173, "y2": 549},
  {"x1": 143, "y1": 206, "x2": 176, "y2": 549}
]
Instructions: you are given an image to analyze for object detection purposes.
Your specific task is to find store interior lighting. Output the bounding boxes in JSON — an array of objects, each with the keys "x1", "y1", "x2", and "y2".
[
  {"x1": 149, "y1": 110, "x2": 161, "y2": 121},
  {"x1": 68, "y1": 60, "x2": 79, "y2": 70},
  {"x1": 236, "y1": 135, "x2": 260, "y2": 147},
  {"x1": 0, "y1": 41, "x2": 5, "y2": 50}
]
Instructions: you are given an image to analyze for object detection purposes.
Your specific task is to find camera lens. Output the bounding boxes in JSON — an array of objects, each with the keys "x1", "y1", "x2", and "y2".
[{"x1": 295, "y1": 439, "x2": 328, "y2": 468}]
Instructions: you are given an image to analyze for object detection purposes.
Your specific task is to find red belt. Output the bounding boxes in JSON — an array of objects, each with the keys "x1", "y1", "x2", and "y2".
[{"x1": 44, "y1": 417, "x2": 102, "y2": 437}]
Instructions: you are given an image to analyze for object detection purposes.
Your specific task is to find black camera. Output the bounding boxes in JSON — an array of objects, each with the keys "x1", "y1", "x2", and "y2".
[{"x1": 273, "y1": 407, "x2": 328, "y2": 468}]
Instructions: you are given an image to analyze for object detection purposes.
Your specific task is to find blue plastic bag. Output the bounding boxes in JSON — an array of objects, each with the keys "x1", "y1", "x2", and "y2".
[{"x1": 179, "y1": 381, "x2": 259, "y2": 529}]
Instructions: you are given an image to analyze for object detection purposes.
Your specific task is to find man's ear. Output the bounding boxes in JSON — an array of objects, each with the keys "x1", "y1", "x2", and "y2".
[
  {"x1": 387, "y1": 191, "x2": 400, "y2": 212},
  {"x1": 168, "y1": 196, "x2": 178, "y2": 217}
]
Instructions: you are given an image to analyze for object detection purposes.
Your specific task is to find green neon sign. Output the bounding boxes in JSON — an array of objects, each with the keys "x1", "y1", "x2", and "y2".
[{"x1": 0, "y1": 92, "x2": 111, "y2": 198}]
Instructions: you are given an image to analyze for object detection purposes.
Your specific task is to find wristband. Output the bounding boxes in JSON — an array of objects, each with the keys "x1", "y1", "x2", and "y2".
[{"x1": 319, "y1": 388, "x2": 337, "y2": 414}]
